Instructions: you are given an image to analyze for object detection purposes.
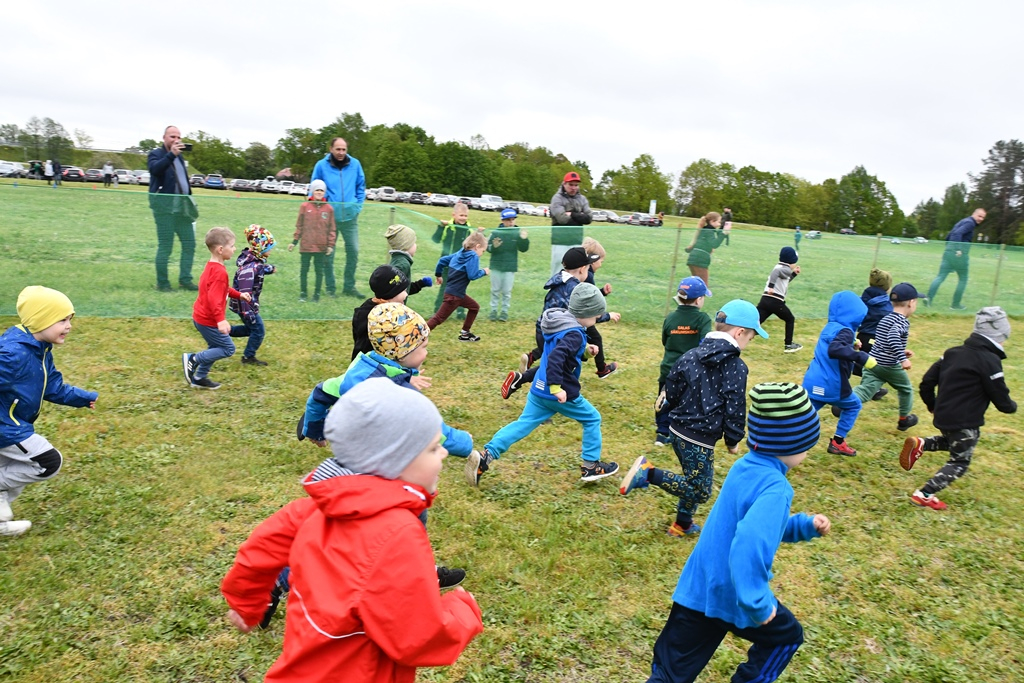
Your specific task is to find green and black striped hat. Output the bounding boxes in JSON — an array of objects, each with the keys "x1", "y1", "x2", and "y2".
[{"x1": 747, "y1": 382, "x2": 820, "y2": 457}]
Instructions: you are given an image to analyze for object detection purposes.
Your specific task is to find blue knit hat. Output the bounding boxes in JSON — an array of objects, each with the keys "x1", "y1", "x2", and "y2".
[
  {"x1": 779, "y1": 246, "x2": 798, "y2": 264},
  {"x1": 746, "y1": 382, "x2": 820, "y2": 457}
]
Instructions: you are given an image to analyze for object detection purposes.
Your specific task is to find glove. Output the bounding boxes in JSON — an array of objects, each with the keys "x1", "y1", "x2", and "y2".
[
  {"x1": 655, "y1": 391, "x2": 667, "y2": 413},
  {"x1": 421, "y1": 276, "x2": 433, "y2": 287},
  {"x1": 570, "y1": 211, "x2": 592, "y2": 225},
  {"x1": 865, "y1": 356, "x2": 877, "y2": 370}
]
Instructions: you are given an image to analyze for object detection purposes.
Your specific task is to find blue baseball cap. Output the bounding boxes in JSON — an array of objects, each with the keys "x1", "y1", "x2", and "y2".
[
  {"x1": 716, "y1": 300, "x2": 769, "y2": 338},
  {"x1": 675, "y1": 276, "x2": 711, "y2": 302},
  {"x1": 500, "y1": 208, "x2": 517, "y2": 220}
]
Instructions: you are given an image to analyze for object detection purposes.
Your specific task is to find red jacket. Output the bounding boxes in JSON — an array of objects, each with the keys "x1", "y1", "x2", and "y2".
[
  {"x1": 294, "y1": 201, "x2": 337, "y2": 253},
  {"x1": 192, "y1": 261, "x2": 242, "y2": 327},
  {"x1": 221, "y1": 474, "x2": 483, "y2": 683}
]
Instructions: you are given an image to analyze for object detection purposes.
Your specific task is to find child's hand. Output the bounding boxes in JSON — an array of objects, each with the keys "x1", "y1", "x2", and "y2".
[
  {"x1": 728, "y1": 443, "x2": 740, "y2": 454},
  {"x1": 88, "y1": 400, "x2": 96, "y2": 409},
  {"x1": 311, "y1": 439, "x2": 327, "y2": 448},
  {"x1": 793, "y1": 265, "x2": 801, "y2": 274},
  {"x1": 602, "y1": 283, "x2": 612, "y2": 295},
  {"x1": 436, "y1": 277, "x2": 443, "y2": 287},
  {"x1": 217, "y1": 320, "x2": 231, "y2": 334},
  {"x1": 227, "y1": 609, "x2": 254, "y2": 633},
  {"x1": 326, "y1": 247, "x2": 334, "y2": 256},
  {"x1": 608, "y1": 312, "x2": 621, "y2": 322},
  {"x1": 240, "y1": 293, "x2": 253, "y2": 302},
  {"x1": 587, "y1": 344, "x2": 599, "y2": 357},
  {"x1": 491, "y1": 237, "x2": 503, "y2": 248},
  {"x1": 287, "y1": 244, "x2": 295, "y2": 252},
  {"x1": 854, "y1": 339, "x2": 862, "y2": 350},
  {"x1": 519, "y1": 229, "x2": 528, "y2": 239},
  {"x1": 901, "y1": 359, "x2": 912, "y2": 370},
  {"x1": 410, "y1": 375, "x2": 432, "y2": 391},
  {"x1": 813, "y1": 514, "x2": 831, "y2": 536},
  {"x1": 905, "y1": 349, "x2": 914, "y2": 358},
  {"x1": 483, "y1": 268, "x2": 490, "y2": 276},
  {"x1": 555, "y1": 390, "x2": 567, "y2": 403},
  {"x1": 760, "y1": 604, "x2": 777, "y2": 625},
  {"x1": 655, "y1": 391, "x2": 667, "y2": 412}
]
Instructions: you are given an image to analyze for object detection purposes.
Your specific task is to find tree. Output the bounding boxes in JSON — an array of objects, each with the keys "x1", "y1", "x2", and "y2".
[
  {"x1": 0, "y1": 124, "x2": 19, "y2": 145},
  {"x1": 138, "y1": 139, "x2": 160, "y2": 152},
  {"x1": 911, "y1": 198, "x2": 941, "y2": 238},
  {"x1": 275, "y1": 127, "x2": 321, "y2": 179},
  {"x1": 243, "y1": 142, "x2": 274, "y2": 180},
  {"x1": 73, "y1": 128, "x2": 93, "y2": 149},
  {"x1": 830, "y1": 166, "x2": 904, "y2": 235},
  {"x1": 933, "y1": 183, "x2": 970, "y2": 238},
  {"x1": 600, "y1": 154, "x2": 671, "y2": 213},
  {"x1": 370, "y1": 132, "x2": 433, "y2": 191},
  {"x1": 184, "y1": 131, "x2": 244, "y2": 177},
  {"x1": 969, "y1": 140, "x2": 1024, "y2": 244},
  {"x1": 42, "y1": 118, "x2": 74, "y2": 162},
  {"x1": 469, "y1": 134, "x2": 489, "y2": 151},
  {"x1": 788, "y1": 175, "x2": 836, "y2": 230},
  {"x1": 674, "y1": 159, "x2": 733, "y2": 217}
]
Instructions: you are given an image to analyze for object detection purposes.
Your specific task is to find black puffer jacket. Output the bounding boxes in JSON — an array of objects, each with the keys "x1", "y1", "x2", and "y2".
[
  {"x1": 665, "y1": 333, "x2": 748, "y2": 448},
  {"x1": 920, "y1": 333, "x2": 1016, "y2": 431}
]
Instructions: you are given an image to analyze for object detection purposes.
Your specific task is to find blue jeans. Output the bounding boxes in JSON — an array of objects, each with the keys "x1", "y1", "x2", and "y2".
[
  {"x1": 927, "y1": 249, "x2": 969, "y2": 307},
  {"x1": 486, "y1": 392, "x2": 603, "y2": 462},
  {"x1": 811, "y1": 394, "x2": 861, "y2": 438},
  {"x1": 229, "y1": 313, "x2": 265, "y2": 358},
  {"x1": 192, "y1": 321, "x2": 235, "y2": 379},
  {"x1": 326, "y1": 217, "x2": 359, "y2": 293}
]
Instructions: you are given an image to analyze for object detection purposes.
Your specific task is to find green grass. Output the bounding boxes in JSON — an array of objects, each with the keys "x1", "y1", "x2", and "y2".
[{"x1": 1, "y1": 312, "x2": 1022, "y2": 682}]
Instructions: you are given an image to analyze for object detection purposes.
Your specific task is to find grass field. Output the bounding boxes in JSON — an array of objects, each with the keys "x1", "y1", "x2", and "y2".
[{"x1": 2, "y1": 181, "x2": 1023, "y2": 682}]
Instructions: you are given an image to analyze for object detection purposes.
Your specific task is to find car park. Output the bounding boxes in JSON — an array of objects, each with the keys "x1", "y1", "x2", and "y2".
[
  {"x1": 0, "y1": 160, "x2": 21, "y2": 177},
  {"x1": 378, "y1": 186, "x2": 398, "y2": 202},
  {"x1": 591, "y1": 210, "x2": 609, "y2": 222},
  {"x1": 602, "y1": 210, "x2": 620, "y2": 223},
  {"x1": 261, "y1": 178, "x2": 280, "y2": 193},
  {"x1": 396, "y1": 191, "x2": 411, "y2": 202},
  {"x1": 428, "y1": 193, "x2": 452, "y2": 207},
  {"x1": 626, "y1": 212, "x2": 661, "y2": 226},
  {"x1": 805, "y1": 230, "x2": 822, "y2": 239},
  {"x1": 114, "y1": 169, "x2": 138, "y2": 184},
  {"x1": 456, "y1": 196, "x2": 472, "y2": 206},
  {"x1": 408, "y1": 192, "x2": 427, "y2": 204},
  {"x1": 530, "y1": 205, "x2": 550, "y2": 217},
  {"x1": 289, "y1": 183, "x2": 308, "y2": 196},
  {"x1": 204, "y1": 174, "x2": 226, "y2": 190},
  {"x1": 132, "y1": 170, "x2": 151, "y2": 185},
  {"x1": 839, "y1": 228, "x2": 857, "y2": 235},
  {"x1": 913, "y1": 236, "x2": 928, "y2": 243},
  {"x1": 480, "y1": 194, "x2": 503, "y2": 210},
  {"x1": 229, "y1": 179, "x2": 252, "y2": 192},
  {"x1": 190, "y1": 174, "x2": 206, "y2": 187},
  {"x1": 278, "y1": 180, "x2": 295, "y2": 194},
  {"x1": 516, "y1": 204, "x2": 536, "y2": 216},
  {"x1": 62, "y1": 166, "x2": 86, "y2": 182},
  {"x1": 84, "y1": 168, "x2": 104, "y2": 182}
]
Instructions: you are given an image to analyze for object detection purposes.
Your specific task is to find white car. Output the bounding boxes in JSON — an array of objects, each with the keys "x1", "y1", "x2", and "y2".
[
  {"x1": 289, "y1": 183, "x2": 308, "y2": 196},
  {"x1": 262, "y1": 179, "x2": 280, "y2": 193},
  {"x1": 428, "y1": 193, "x2": 453, "y2": 207},
  {"x1": 914, "y1": 236, "x2": 928, "y2": 244},
  {"x1": 278, "y1": 180, "x2": 295, "y2": 194},
  {"x1": 378, "y1": 186, "x2": 398, "y2": 202},
  {"x1": 530, "y1": 205, "x2": 550, "y2": 217},
  {"x1": 517, "y1": 204, "x2": 536, "y2": 216},
  {"x1": 133, "y1": 170, "x2": 151, "y2": 184}
]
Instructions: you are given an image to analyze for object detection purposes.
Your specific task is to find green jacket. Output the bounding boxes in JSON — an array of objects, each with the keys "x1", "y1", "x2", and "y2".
[
  {"x1": 486, "y1": 226, "x2": 530, "y2": 272},
  {"x1": 685, "y1": 227, "x2": 728, "y2": 268},
  {"x1": 660, "y1": 305, "x2": 713, "y2": 382},
  {"x1": 432, "y1": 220, "x2": 472, "y2": 256},
  {"x1": 389, "y1": 250, "x2": 429, "y2": 295}
]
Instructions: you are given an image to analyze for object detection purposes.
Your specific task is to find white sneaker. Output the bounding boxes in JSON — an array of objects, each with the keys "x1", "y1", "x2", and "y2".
[
  {"x1": 0, "y1": 520, "x2": 31, "y2": 537},
  {"x1": 0, "y1": 490, "x2": 12, "y2": 522}
]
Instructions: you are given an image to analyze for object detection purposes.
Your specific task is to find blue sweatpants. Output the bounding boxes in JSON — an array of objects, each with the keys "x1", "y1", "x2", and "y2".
[
  {"x1": 648, "y1": 601, "x2": 804, "y2": 683},
  {"x1": 811, "y1": 394, "x2": 861, "y2": 439},
  {"x1": 485, "y1": 392, "x2": 602, "y2": 462}
]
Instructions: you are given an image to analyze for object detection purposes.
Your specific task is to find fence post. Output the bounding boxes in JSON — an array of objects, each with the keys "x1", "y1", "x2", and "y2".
[
  {"x1": 872, "y1": 233, "x2": 882, "y2": 270},
  {"x1": 665, "y1": 225, "x2": 684, "y2": 317},
  {"x1": 990, "y1": 242, "x2": 1006, "y2": 306},
  {"x1": 389, "y1": 206, "x2": 395, "y2": 225}
]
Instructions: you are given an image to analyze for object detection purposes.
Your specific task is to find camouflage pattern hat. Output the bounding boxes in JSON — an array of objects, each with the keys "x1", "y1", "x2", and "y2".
[{"x1": 367, "y1": 302, "x2": 429, "y2": 361}]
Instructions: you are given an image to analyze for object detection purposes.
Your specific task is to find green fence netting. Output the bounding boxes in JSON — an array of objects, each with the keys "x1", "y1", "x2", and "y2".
[{"x1": 2, "y1": 181, "x2": 1022, "y2": 324}]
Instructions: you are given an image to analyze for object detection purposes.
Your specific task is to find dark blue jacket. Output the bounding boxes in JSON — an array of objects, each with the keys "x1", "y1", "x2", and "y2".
[
  {"x1": 147, "y1": 146, "x2": 192, "y2": 213},
  {"x1": 436, "y1": 248, "x2": 486, "y2": 297},
  {"x1": 803, "y1": 291, "x2": 870, "y2": 402},
  {"x1": 664, "y1": 333, "x2": 748, "y2": 449},
  {"x1": 943, "y1": 215, "x2": 978, "y2": 255},
  {"x1": 229, "y1": 249, "x2": 275, "y2": 325},
  {"x1": 858, "y1": 286, "x2": 892, "y2": 338},
  {"x1": 530, "y1": 309, "x2": 589, "y2": 402},
  {"x1": 0, "y1": 325, "x2": 97, "y2": 447}
]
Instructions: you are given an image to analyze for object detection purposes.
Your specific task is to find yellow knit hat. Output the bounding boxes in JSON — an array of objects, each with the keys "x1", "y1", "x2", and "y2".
[{"x1": 17, "y1": 286, "x2": 75, "y2": 333}]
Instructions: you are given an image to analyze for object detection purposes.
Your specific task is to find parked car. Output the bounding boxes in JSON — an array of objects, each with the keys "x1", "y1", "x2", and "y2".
[
  {"x1": 890, "y1": 238, "x2": 902, "y2": 244},
  {"x1": 367, "y1": 188, "x2": 379, "y2": 200},
  {"x1": 115, "y1": 169, "x2": 138, "y2": 185},
  {"x1": 913, "y1": 236, "x2": 928, "y2": 243},
  {"x1": 603, "y1": 210, "x2": 621, "y2": 223},
  {"x1": 84, "y1": 168, "x2": 104, "y2": 182},
  {"x1": 456, "y1": 196, "x2": 472, "y2": 206},
  {"x1": 530, "y1": 205, "x2": 550, "y2": 217},
  {"x1": 591, "y1": 210, "x2": 609, "y2": 222},
  {"x1": 378, "y1": 186, "x2": 398, "y2": 202},
  {"x1": 62, "y1": 166, "x2": 86, "y2": 182},
  {"x1": 261, "y1": 178, "x2": 280, "y2": 193},
  {"x1": 27, "y1": 160, "x2": 45, "y2": 179},
  {"x1": 428, "y1": 193, "x2": 452, "y2": 207},
  {"x1": 408, "y1": 192, "x2": 427, "y2": 204},
  {"x1": 805, "y1": 230, "x2": 822, "y2": 239},
  {"x1": 626, "y1": 212, "x2": 660, "y2": 226},
  {"x1": 396, "y1": 192, "x2": 411, "y2": 202},
  {"x1": 839, "y1": 228, "x2": 857, "y2": 235},
  {"x1": 517, "y1": 204, "x2": 536, "y2": 216},
  {"x1": 277, "y1": 180, "x2": 295, "y2": 194},
  {"x1": 204, "y1": 174, "x2": 226, "y2": 190},
  {"x1": 189, "y1": 174, "x2": 206, "y2": 187},
  {"x1": 0, "y1": 160, "x2": 22, "y2": 177},
  {"x1": 480, "y1": 194, "x2": 503, "y2": 210},
  {"x1": 229, "y1": 179, "x2": 252, "y2": 192},
  {"x1": 132, "y1": 170, "x2": 151, "y2": 185},
  {"x1": 289, "y1": 183, "x2": 309, "y2": 196}
]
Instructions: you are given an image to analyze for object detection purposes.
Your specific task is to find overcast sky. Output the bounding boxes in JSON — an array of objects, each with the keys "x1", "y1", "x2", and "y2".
[{"x1": 4, "y1": 1, "x2": 1018, "y2": 211}]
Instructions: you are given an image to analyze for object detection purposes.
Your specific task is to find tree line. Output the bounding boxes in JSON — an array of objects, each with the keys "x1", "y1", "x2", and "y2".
[{"x1": 2, "y1": 115, "x2": 1020, "y2": 243}]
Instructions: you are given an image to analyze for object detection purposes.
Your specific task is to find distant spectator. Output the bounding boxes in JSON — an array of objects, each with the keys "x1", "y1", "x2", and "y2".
[
  {"x1": 310, "y1": 138, "x2": 366, "y2": 298},
  {"x1": 926, "y1": 208, "x2": 986, "y2": 310},
  {"x1": 52, "y1": 160, "x2": 61, "y2": 186},
  {"x1": 102, "y1": 161, "x2": 114, "y2": 188},
  {"x1": 44, "y1": 160, "x2": 53, "y2": 184},
  {"x1": 147, "y1": 125, "x2": 197, "y2": 291},
  {"x1": 549, "y1": 171, "x2": 591, "y2": 275}
]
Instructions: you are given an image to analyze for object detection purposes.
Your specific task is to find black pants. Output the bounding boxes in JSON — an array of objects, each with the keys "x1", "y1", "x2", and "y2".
[
  {"x1": 852, "y1": 332, "x2": 874, "y2": 377},
  {"x1": 648, "y1": 601, "x2": 803, "y2": 683},
  {"x1": 757, "y1": 295, "x2": 795, "y2": 346},
  {"x1": 921, "y1": 428, "x2": 980, "y2": 495}
]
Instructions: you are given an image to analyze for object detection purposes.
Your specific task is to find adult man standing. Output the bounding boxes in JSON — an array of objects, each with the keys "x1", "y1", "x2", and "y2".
[
  {"x1": 311, "y1": 137, "x2": 366, "y2": 297},
  {"x1": 102, "y1": 160, "x2": 114, "y2": 188},
  {"x1": 927, "y1": 208, "x2": 986, "y2": 310},
  {"x1": 549, "y1": 171, "x2": 591, "y2": 275},
  {"x1": 147, "y1": 126, "x2": 197, "y2": 291}
]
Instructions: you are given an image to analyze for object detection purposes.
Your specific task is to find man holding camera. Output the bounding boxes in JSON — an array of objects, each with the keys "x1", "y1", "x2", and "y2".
[{"x1": 148, "y1": 125, "x2": 197, "y2": 291}]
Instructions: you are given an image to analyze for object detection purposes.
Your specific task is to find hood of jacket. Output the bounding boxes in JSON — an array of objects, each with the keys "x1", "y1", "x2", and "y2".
[
  {"x1": 235, "y1": 248, "x2": 261, "y2": 268},
  {"x1": 964, "y1": 332, "x2": 1007, "y2": 359},
  {"x1": 448, "y1": 247, "x2": 478, "y2": 271},
  {"x1": 693, "y1": 334, "x2": 742, "y2": 368},
  {"x1": 540, "y1": 308, "x2": 581, "y2": 335},
  {"x1": 302, "y1": 470, "x2": 432, "y2": 521},
  {"x1": 828, "y1": 290, "x2": 868, "y2": 329},
  {"x1": 543, "y1": 270, "x2": 578, "y2": 291}
]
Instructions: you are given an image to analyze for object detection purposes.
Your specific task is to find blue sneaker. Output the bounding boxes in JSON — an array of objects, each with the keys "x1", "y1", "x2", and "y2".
[
  {"x1": 654, "y1": 433, "x2": 671, "y2": 447},
  {"x1": 619, "y1": 456, "x2": 652, "y2": 495},
  {"x1": 667, "y1": 522, "x2": 701, "y2": 538}
]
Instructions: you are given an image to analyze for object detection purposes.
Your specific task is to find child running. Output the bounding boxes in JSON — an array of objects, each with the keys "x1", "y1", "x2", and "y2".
[
  {"x1": 228, "y1": 224, "x2": 276, "y2": 366},
  {"x1": 582, "y1": 237, "x2": 621, "y2": 378},
  {"x1": 620, "y1": 300, "x2": 767, "y2": 537},
  {"x1": 900, "y1": 307, "x2": 1017, "y2": 510},
  {"x1": 384, "y1": 223, "x2": 432, "y2": 297},
  {"x1": 853, "y1": 269, "x2": 893, "y2": 391},
  {"x1": 427, "y1": 232, "x2": 489, "y2": 341},
  {"x1": 431, "y1": 202, "x2": 479, "y2": 315},
  {"x1": 350, "y1": 265, "x2": 409, "y2": 361},
  {"x1": 756, "y1": 246, "x2": 802, "y2": 352}
]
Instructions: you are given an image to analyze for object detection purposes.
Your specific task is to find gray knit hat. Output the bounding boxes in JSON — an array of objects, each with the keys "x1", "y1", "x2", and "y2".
[
  {"x1": 309, "y1": 179, "x2": 327, "y2": 194},
  {"x1": 385, "y1": 224, "x2": 417, "y2": 252},
  {"x1": 323, "y1": 378, "x2": 442, "y2": 479},
  {"x1": 568, "y1": 283, "x2": 606, "y2": 319},
  {"x1": 974, "y1": 306, "x2": 1010, "y2": 344}
]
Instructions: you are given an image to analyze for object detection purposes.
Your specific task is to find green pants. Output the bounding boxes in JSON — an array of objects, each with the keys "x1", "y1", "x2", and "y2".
[{"x1": 854, "y1": 364, "x2": 913, "y2": 416}]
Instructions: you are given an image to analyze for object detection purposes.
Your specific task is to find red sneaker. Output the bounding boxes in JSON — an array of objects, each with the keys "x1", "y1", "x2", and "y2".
[
  {"x1": 910, "y1": 490, "x2": 947, "y2": 510},
  {"x1": 900, "y1": 437, "x2": 924, "y2": 471},
  {"x1": 501, "y1": 371, "x2": 523, "y2": 400},
  {"x1": 827, "y1": 438, "x2": 857, "y2": 456}
]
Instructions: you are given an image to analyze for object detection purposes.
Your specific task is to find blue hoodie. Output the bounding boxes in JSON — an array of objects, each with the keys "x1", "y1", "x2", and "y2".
[
  {"x1": 857, "y1": 285, "x2": 892, "y2": 338},
  {"x1": 309, "y1": 153, "x2": 366, "y2": 222},
  {"x1": 803, "y1": 291, "x2": 870, "y2": 402},
  {"x1": 530, "y1": 309, "x2": 589, "y2": 402},
  {"x1": 672, "y1": 452, "x2": 821, "y2": 629},
  {"x1": 435, "y1": 248, "x2": 487, "y2": 298}
]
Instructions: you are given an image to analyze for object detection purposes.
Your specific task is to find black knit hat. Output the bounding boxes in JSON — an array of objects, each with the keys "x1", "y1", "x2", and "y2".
[
  {"x1": 746, "y1": 383, "x2": 820, "y2": 457},
  {"x1": 369, "y1": 265, "x2": 409, "y2": 300}
]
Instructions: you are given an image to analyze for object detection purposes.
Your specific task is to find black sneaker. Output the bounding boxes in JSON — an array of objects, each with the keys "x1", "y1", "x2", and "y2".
[
  {"x1": 437, "y1": 565, "x2": 466, "y2": 589},
  {"x1": 179, "y1": 282, "x2": 198, "y2": 292},
  {"x1": 897, "y1": 414, "x2": 919, "y2": 431},
  {"x1": 596, "y1": 362, "x2": 618, "y2": 379},
  {"x1": 458, "y1": 330, "x2": 481, "y2": 342},
  {"x1": 181, "y1": 353, "x2": 197, "y2": 386},
  {"x1": 296, "y1": 413, "x2": 307, "y2": 441},
  {"x1": 192, "y1": 377, "x2": 221, "y2": 390},
  {"x1": 241, "y1": 356, "x2": 268, "y2": 366},
  {"x1": 580, "y1": 461, "x2": 619, "y2": 482},
  {"x1": 342, "y1": 289, "x2": 366, "y2": 298},
  {"x1": 871, "y1": 388, "x2": 889, "y2": 401},
  {"x1": 784, "y1": 343, "x2": 803, "y2": 353},
  {"x1": 950, "y1": 304, "x2": 967, "y2": 311},
  {"x1": 501, "y1": 371, "x2": 523, "y2": 399}
]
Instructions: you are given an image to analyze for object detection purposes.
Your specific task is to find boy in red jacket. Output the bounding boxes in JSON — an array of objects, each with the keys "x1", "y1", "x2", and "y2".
[
  {"x1": 221, "y1": 378, "x2": 483, "y2": 683},
  {"x1": 182, "y1": 227, "x2": 251, "y2": 389}
]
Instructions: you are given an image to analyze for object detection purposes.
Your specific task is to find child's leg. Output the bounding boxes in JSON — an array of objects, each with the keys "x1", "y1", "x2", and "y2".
[
  {"x1": 555, "y1": 395, "x2": 603, "y2": 461},
  {"x1": 919, "y1": 428, "x2": 980, "y2": 496},
  {"x1": 833, "y1": 394, "x2": 862, "y2": 439},
  {"x1": 649, "y1": 436, "x2": 715, "y2": 528},
  {"x1": 484, "y1": 393, "x2": 557, "y2": 458},
  {"x1": 586, "y1": 325, "x2": 607, "y2": 372},
  {"x1": 779, "y1": 303, "x2": 796, "y2": 346},
  {"x1": 460, "y1": 294, "x2": 480, "y2": 331},
  {"x1": 500, "y1": 272, "x2": 514, "y2": 318},
  {"x1": 729, "y1": 601, "x2": 805, "y2": 683},
  {"x1": 192, "y1": 322, "x2": 236, "y2": 379},
  {"x1": 299, "y1": 252, "x2": 311, "y2": 297},
  {"x1": 649, "y1": 602, "x2": 728, "y2": 683},
  {"x1": 851, "y1": 366, "x2": 884, "y2": 403},
  {"x1": 655, "y1": 377, "x2": 672, "y2": 438},
  {"x1": 887, "y1": 367, "x2": 915, "y2": 416},
  {"x1": 427, "y1": 294, "x2": 460, "y2": 330},
  {"x1": 313, "y1": 253, "x2": 325, "y2": 297},
  {"x1": 434, "y1": 266, "x2": 449, "y2": 313},
  {"x1": 242, "y1": 314, "x2": 265, "y2": 358},
  {"x1": 0, "y1": 435, "x2": 63, "y2": 503},
  {"x1": 756, "y1": 296, "x2": 775, "y2": 324},
  {"x1": 490, "y1": 271, "x2": 502, "y2": 316},
  {"x1": 687, "y1": 265, "x2": 709, "y2": 287}
]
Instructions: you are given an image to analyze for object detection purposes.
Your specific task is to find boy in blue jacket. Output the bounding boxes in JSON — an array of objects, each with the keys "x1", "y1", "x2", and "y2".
[
  {"x1": 646, "y1": 382, "x2": 831, "y2": 683},
  {"x1": 427, "y1": 232, "x2": 489, "y2": 341},
  {"x1": 802, "y1": 291, "x2": 875, "y2": 457},
  {"x1": 228, "y1": 224, "x2": 276, "y2": 366},
  {"x1": 1, "y1": 287, "x2": 98, "y2": 537},
  {"x1": 621, "y1": 300, "x2": 767, "y2": 537},
  {"x1": 472, "y1": 284, "x2": 619, "y2": 485}
]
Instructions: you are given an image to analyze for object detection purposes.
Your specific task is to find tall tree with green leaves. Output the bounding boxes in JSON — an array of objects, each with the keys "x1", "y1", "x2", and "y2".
[
  {"x1": 912, "y1": 198, "x2": 941, "y2": 238},
  {"x1": 184, "y1": 131, "x2": 244, "y2": 177},
  {"x1": 934, "y1": 182, "x2": 970, "y2": 237},
  {"x1": 830, "y1": 165, "x2": 904, "y2": 235},
  {"x1": 674, "y1": 159, "x2": 734, "y2": 217},
  {"x1": 243, "y1": 142, "x2": 274, "y2": 180},
  {"x1": 969, "y1": 139, "x2": 1024, "y2": 244}
]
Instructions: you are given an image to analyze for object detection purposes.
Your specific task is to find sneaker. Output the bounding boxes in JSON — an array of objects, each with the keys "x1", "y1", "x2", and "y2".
[
  {"x1": 343, "y1": 289, "x2": 366, "y2": 298},
  {"x1": 181, "y1": 353, "x2": 197, "y2": 386},
  {"x1": 179, "y1": 282, "x2": 198, "y2": 292},
  {"x1": 619, "y1": 456, "x2": 652, "y2": 495},
  {"x1": 596, "y1": 362, "x2": 619, "y2": 379},
  {"x1": 830, "y1": 405, "x2": 842, "y2": 418},
  {"x1": 580, "y1": 460, "x2": 619, "y2": 482},
  {"x1": 900, "y1": 436, "x2": 924, "y2": 471},
  {"x1": 312, "y1": 294, "x2": 320, "y2": 303},
  {"x1": 498, "y1": 313, "x2": 509, "y2": 322},
  {"x1": 241, "y1": 356, "x2": 268, "y2": 366},
  {"x1": 489, "y1": 311, "x2": 498, "y2": 321},
  {"x1": 0, "y1": 520, "x2": 32, "y2": 537},
  {"x1": 910, "y1": 490, "x2": 947, "y2": 510},
  {"x1": 784, "y1": 343, "x2": 803, "y2": 353},
  {"x1": 501, "y1": 371, "x2": 523, "y2": 399},
  {"x1": 296, "y1": 414, "x2": 307, "y2": 442},
  {"x1": 470, "y1": 449, "x2": 493, "y2": 486},
  {"x1": 192, "y1": 377, "x2": 221, "y2": 390},
  {"x1": 897, "y1": 414, "x2": 919, "y2": 431},
  {"x1": 654, "y1": 433, "x2": 671, "y2": 447},
  {"x1": 298, "y1": 295, "x2": 307, "y2": 303},
  {"x1": 156, "y1": 284, "x2": 174, "y2": 292},
  {"x1": 458, "y1": 330, "x2": 481, "y2": 342},
  {"x1": 519, "y1": 351, "x2": 534, "y2": 373},
  {"x1": 667, "y1": 522, "x2": 701, "y2": 537},
  {"x1": 949, "y1": 304, "x2": 967, "y2": 311},
  {"x1": 0, "y1": 490, "x2": 12, "y2": 522},
  {"x1": 437, "y1": 565, "x2": 466, "y2": 589},
  {"x1": 827, "y1": 438, "x2": 857, "y2": 456},
  {"x1": 872, "y1": 388, "x2": 889, "y2": 401}
]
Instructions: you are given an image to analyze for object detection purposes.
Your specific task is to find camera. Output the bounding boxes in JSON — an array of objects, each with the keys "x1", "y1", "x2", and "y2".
[{"x1": 182, "y1": 143, "x2": 193, "y2": 152}]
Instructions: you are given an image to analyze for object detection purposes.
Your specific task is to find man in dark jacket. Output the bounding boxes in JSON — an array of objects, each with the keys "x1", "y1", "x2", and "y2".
[
  {"x1": 926, "y1": 208, "x2": 986, "y2": 310},
  {"x1": 900, "y1": 306, "x2": 1016, "y2": 510},
  {"x1": 549, "y1": 171, "x2": 591, "y2": 275},
  {"x1": 147, "y1": 125, "x2": 197, "y2": 291}
]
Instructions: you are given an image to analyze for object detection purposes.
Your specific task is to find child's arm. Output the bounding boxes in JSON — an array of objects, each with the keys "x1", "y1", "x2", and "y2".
[
  {"x1": 982, "y1": 359, "x2": 1017, "y2": 414},
  {"x1": 435, "y1": 253, "x2": 454, "y2": 279},
  {"x1": 42, "y1": 355, "x2": 97, "y2": 408},
  {"x1": 663, "y1": 356, "x2": 690, "y2": 412},
  {"x1": 234, "y1": 266, "x2": 258, "y2": 324},
  {"x1": 408, "y1": 276, "x2": 432, "y2": 296},
  {"x1": 432, "y1": 222, "x2": 445, "y2": 244},
  {"x1": 918, "y1": 358, "x2": 941, "y2": 412},
  {"x1": 302, "y1": 380, "x2": 343, "y2": 443},
  {"x1": 827, "y1": 328, "x2": 871, "y2": 366},
  {"x1": 440, "y1": 423, "x2": 474, "y2": 458},
  {"x1": 468, "y1": 253, "x2": 489, "y2": 280},
  {"x1": 221, "y1": 497, "x2": 318, "y2": 629},
  {"x1": 543, "y1": 334, "x2": 582, "y2": 403},
  {"x1": 518, "y1": 230, "x2": 530, "y2": 251},
  {"x1": 730, "y1": 490, "x2": 791, "y2": 626},
  {"x1": 781, "y1": 511, "x2": 824, "y2": 543},
  {"x1": 721, "y1": 362, "x2": 748, "y2": 451}
]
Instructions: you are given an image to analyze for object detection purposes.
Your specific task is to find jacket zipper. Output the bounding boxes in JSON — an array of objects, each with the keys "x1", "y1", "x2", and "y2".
[{"x1": 8, "y1": 398, "x2": 19, "y2": 426}]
